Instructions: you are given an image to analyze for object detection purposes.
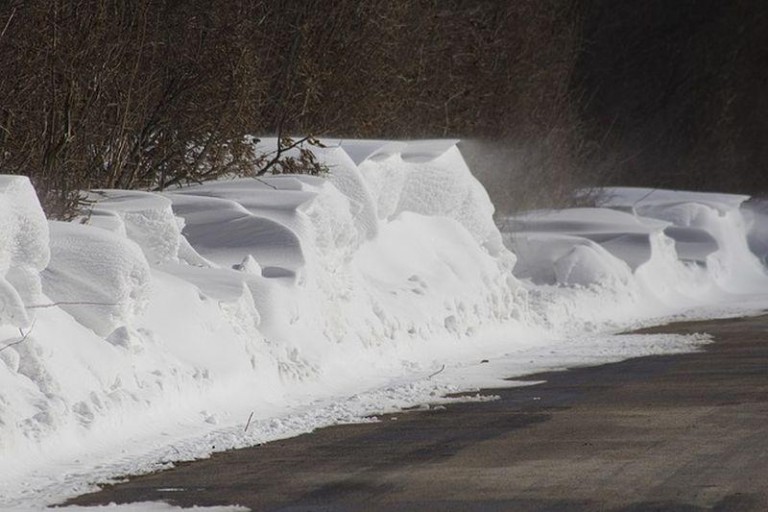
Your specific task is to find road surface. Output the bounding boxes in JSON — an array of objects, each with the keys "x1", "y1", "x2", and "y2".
[{"x1": 67, "y1": 314, "x2": 768, "y2": 511}]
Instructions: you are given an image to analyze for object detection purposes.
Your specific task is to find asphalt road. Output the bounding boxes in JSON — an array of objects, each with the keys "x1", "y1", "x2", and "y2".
[{"x1": 66, "y1": 314, "x2": 768, "y2": 511}]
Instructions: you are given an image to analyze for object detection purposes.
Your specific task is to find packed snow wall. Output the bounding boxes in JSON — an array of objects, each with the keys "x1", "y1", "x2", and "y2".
[
  {"x1": 1, "y1": 140, "x2": 767, "y2": 508},
  {"x1": 0, "y1": 141, "x2": 528, "y2": 476}
]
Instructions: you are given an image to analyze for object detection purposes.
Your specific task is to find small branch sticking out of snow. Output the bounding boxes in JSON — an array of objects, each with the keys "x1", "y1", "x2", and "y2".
[
  {"x1": 253, "y1": 177, "x2": 278, "y2": 190},
  {"x1": 0, "y1": 319, "x2": 35, "y2": 353},
  {"x1": 26, "y1": 300, "x2": 121, "y2": 309},
  {"x1": 428, "y1": 364, "x2": 446, "y2": 380},
  {"x1": 244, "y1": 411, "x2": 254, "y2": 433},
  {"x1": 631, "y1": 188, "x2": 659, "y2": 215}
]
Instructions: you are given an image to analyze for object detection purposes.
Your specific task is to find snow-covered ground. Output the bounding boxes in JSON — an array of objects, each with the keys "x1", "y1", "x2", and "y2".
[{"x1": 1, "y1": 140, "x2": 767, "y2": 510}]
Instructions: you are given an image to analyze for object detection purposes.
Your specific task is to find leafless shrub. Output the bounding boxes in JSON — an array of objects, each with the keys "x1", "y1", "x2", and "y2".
[
  {"x1": 1, "y1": 0, "x2": 590, "y2": 217},
  {"x1": 0, "y1": 1, "x2": 266, "y2": 215}
]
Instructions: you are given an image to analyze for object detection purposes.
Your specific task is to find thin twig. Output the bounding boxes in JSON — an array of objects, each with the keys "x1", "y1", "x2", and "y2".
[
  {"x1": 0, "y1": 8, "x2": 16, "y2": 41},
  {"x1": 0, "y1": 301, "x2": 119, "y2": 354},
  {"x1": 428, "y1": 364, "x2": 446, "y2": 380},
  {"x1": 0, "y1": 319, "x2": 36, "y2": 353},
  {"x1": 253, "y1": 177, "x2": 278, "y2": 190},
  {"x1": 632, "y1": 188, "x2": 659, "y2": 215},
  {"x1": 26, "y1": 300, "x2": 120, "y2": 309},
  {"x1": 255, "y1": 135, "x2": 314, "y2": 177}
]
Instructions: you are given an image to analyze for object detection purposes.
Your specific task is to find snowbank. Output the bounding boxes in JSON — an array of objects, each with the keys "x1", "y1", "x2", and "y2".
[
  {"x1": 506, "y1": 189, "x2": 768, "y2": 300},
  {"x1": 504, "y1": 207, "x2": 668, "y2": 276},
  {"x1": 602, "y1": 187, "x2": 767, "y2": 293},
  {"x1": 0, "y1": 176, "x2": 50, "y2": 328},
  {"x1": 1, "y1": 143, "x2": 768, "y2": 510},
  {"x1": 42, "y1": 221, "x2": 151, "y2": 336},
  {"x1": 84, "y1": 190, "x2": 185, "y2": 265},
  {"x1": 744, "y1": 197, "x2": 768, "y2": 266},
  {"x1": 356, "y1": 140, "x2": 504, "y2": 255}
]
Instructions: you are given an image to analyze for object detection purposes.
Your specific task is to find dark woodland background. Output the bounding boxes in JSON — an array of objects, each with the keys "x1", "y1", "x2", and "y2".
[{"x1": 1, "y1": 1, "x2": 766, "y2": 217}]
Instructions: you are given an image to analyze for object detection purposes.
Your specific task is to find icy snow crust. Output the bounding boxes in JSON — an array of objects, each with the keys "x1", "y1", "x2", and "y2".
[{"x1": 1, "y1": 147, "x2": 768, "y2": 510}]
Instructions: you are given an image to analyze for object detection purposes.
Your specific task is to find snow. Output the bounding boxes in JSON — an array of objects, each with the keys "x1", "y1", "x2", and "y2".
[
  {"x1": 42, "y1": 222, "x2": 151, "y2": 337},
  {"x1": 744, "y1": 197, "x2": 768, "y2": 266},
  {"x1": 85, "y1": 190, "x2": 184, "y2": 265},
  {"x1": 602, "y1": 187, "x2": 768, "y2": 293},
  {"x1": 0, "y1": 176, "x2": 50, "y2": 328},
  {"x1": 15, "y1": 504, "x2": 246, "y2": 512},
  {"x1": 358, "y1": 143, "x2": 503, "y2": 254},
  {"x1": 1, "y1": 142, "x2": 767, "y2": 511}
]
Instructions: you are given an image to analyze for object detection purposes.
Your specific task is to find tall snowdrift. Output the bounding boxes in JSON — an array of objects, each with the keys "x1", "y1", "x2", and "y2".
[
  {"x1": 0, "y1": 176, "x2": 49, "y2": 328},
  {"x1": 1, "y1": 143, "x2": 768, "y2": 510},
  {"x1": 355, "y1": 140, "x2": 504, "y2": 255},
  {"x1": 744, "y1": 197, "x2": 768, "y2": 266},
  {"x1": 602, "y1": 187, "x2": 767, "y2": 292}
]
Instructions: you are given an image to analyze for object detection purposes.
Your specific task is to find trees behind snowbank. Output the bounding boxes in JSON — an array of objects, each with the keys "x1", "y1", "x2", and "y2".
[
  {"x1": 0, "y1": 1, "x2": 582, "y2": 217},
  {"x1": 1, "y1": 1, "x2": 766, "y2": 217},
  {"x1": 0, "y1": 2, "x2": 269, "y2": 217}
]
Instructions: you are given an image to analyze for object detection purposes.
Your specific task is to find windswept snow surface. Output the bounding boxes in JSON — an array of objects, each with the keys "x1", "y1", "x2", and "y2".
[{"x1": 1, "y1": 146, "x2": 768, "y2": 510}]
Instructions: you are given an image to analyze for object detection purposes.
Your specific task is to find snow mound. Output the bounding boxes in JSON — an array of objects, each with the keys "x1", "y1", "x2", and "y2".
[
  {"x1": 0, "y1": 176, "x2": 50, "y2": 328},
  {"x1": 3, "y1": 142, "x2": 768, "y2": 510},
  {"x1": 42, "y1": 222, "x2": 151, "y2": 336},
  {"x1": 359, "y1": 143, "x2": 503, "y2": 255},
  {"x1": 84, "y1": 190, "x2": 187, "y2": 265},
  {"x1": 503, "y1": 188, "x2": 768, "y2": 315},
  {"x1": 315, "y1": 144, "x2": 379, "y2": 242},
  {"x1": 353, "y1": 212, "x2": 523, "y2": 341},
  {"x1": 506, "y1": 207, "x2": 668, "y2": 271},
  {"x1": 744, "y1": 198, "x2": 768, "y2": 267},
  {"x1": 603, "y1": 187, "x2": 767, "y2": 291},
  {"x1": 167, "y1": 191, "x2": 305, "y2": 277},
  {"x1": 509, "y1": 233, "x2": 632, "y2": 287}
]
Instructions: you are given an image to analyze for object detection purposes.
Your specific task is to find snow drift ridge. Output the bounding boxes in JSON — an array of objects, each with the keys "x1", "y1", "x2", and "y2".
[{"x1": 1, "y1": 140, "x2": 767, "y2": 509}]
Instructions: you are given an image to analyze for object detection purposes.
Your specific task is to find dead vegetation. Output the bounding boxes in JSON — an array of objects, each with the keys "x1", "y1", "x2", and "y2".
[
  {"x1": 0, "y1": 1, "x2": 587, "y2": 217},
  {"x1": 4, "y1": 1, "x2": 762, "y2": 218}
]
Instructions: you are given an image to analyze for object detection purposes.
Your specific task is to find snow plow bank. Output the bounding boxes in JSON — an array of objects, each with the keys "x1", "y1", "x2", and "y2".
[{"x1": 1, "y1": 140, "x2": 767, "y2": 509}]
